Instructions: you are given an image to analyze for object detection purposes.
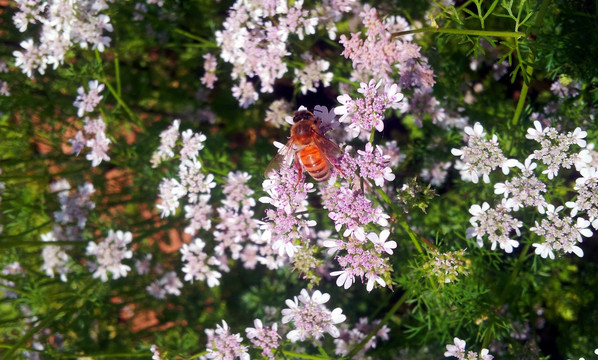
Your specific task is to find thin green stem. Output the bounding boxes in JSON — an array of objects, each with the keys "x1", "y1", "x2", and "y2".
[
  {"x1": 94, "y1": 50, "x2": 144, "y2": 130},
  {"x1": 282, "y1": 351, "x2": 331, "y2": 360},
  {"x1": 0, "y1": 220, "x2": 51, "y2": 239},
  {"x1": 510, "y1": 0, "x2": 550, "y2": 126},
  {"x1": 511, "y1": 71, "x2": 531, "y2": 126},
  {"x1": 0, "y1": 240, "x2": 88, "y2": 250},
  {"x1": 173, "y1": 28, "x2": 218, "y2": 47},
  {"x1": 345, "y1": 291, "x2": 410, "y2": 359},
  {"x1": 400, "y1": 220, "x2": 424, "y2": 254},
  {"x1": 474, "y1": 0, "x2": 485, "y2": 29},
  {"x1": 392, "y1": 27, "x2": 525, "y2": 39}
]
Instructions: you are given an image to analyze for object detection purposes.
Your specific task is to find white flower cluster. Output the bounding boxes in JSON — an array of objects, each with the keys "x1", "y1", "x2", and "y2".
[
  {"x1": 86, "y1": 230, "x2": 133, "y2": 282},
  {"x1": 13, "y1": 0, "x2": 114, "y2": 77},
  {"x1": 457, "y1": 121, "x2": 595, "y2": 259}
]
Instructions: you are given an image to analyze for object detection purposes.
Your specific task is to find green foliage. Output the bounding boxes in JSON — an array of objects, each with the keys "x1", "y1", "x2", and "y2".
[{"x1": 1, "y1": 0, "x2": 597, "y2": 359}]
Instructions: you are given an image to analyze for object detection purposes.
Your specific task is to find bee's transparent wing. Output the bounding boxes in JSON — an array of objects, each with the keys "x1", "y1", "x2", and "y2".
[
  {"x1": 314, "y1": 135, "x2": 342, "y2": 162},
  {"x1": 264, "y1": 139, "x2": 295, "y2": 178}
]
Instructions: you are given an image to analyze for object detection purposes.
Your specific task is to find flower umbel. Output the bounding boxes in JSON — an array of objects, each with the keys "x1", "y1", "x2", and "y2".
[
  {"x1": 245, "y1": 319, "x2": 280, "y2": 360},
  {"x1": 86, "y1": 230, "x2": 133, "y2": 282},
  {"x1": 281, "y1": 289, "x2": 346, "y2": 342},
  {"x1": 205, "y1": 320, "x2": 250, "y2": 360}
]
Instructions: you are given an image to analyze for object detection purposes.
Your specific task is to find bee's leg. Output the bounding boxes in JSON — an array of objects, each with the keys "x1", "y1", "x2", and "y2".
[{"x1": 294, "y1": 152, "x2": 304, "y2": 185}]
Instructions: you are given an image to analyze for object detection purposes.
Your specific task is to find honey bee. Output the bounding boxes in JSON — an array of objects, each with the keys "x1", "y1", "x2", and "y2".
[{"x1": 265, "y1": 109, "x2": 342, "y2": 182}]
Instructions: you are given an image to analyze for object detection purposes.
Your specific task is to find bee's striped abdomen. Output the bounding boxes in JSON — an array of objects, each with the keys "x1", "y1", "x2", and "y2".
[{"x1": 299, "y1": 145, "x2": 331, "y2": 181}]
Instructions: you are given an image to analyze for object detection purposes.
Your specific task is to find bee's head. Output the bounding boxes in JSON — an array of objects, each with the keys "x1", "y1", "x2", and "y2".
[{"x1": 293, "y1": 110, "x2": 315, "y2": 123}]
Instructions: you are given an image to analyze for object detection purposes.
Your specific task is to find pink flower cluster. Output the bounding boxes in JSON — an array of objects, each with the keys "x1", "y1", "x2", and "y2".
[
  {"x1": 323, "y1": 230, "x2": 396, "y2": 291},
  {"x1": 146, "y1": 271, "x2": 183, "y2": 299},
  {"x1": 200, "y1": 53, "x2": 218, "y2": 89},
  {"x1": 151, "y1": 119, "x2": 180, "y2": 167},
  {"x1": 52, "y1": 179, "x2": 95, "y2": 229},
  {"x1": 40, "y1": 228, "x2": 71, "y2": 282},
  {"x1": 319, "y1": 184, "x2": 389, "y2": 241},
  {"x1": 281, "y1": 289, "x2": 346, "y2": 342},
  {"x1": 260, "y1": 164, "x2": 316, "y2": 259},
  {"x1": 69, "y1": 116, "x2": 111, "y2": 167},
  {"x1": 335, "y1": 79, "x2": 403, "y2": 140},
  {"x1": 214, "y1": 172, "x2": 259, "y2": 266},
  {"x1": 13, "y1": 0, "x2": 114, "y2": 77},
  {"x1": 294, "y1": 52, "x2": 333, "y2": 95},
  {"x1": 339, "y1": 5, "x2": 435, "y2": 89},
  {"x1": 205, "y1": 320, "x2": 250, "y2": 360},
  {"x1": 444, "y1": 337, "x2": 493, "y2": 360},
  {"x1": 245, "y1": 319, "x2": 280, "y2": 360},
  {"x1": 334, "y1": 317, "x2": 390, "y2": 359},
  {"x1": 215, "y1": 0, "x2": 351, "y2": 107}
]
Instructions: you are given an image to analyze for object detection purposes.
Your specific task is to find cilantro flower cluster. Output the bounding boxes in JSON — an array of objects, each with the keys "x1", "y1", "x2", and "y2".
[
  {"x1": 153, "y1": 120, "x2": 212, "y2": 225},
  {"x1": 452, "y1": 122, "x2": 518, "y2": 183},
  {"x1": 86, "y1": 229, "x2": 133, "y2": 282},
  {"x1": 52, "y1": 180, "x2": 95, "y2": 229},
  {"x1": 205, "y1": 320, "x2": 250, "y2": 360},
  {"x1": 566, "y1": 166, "x2": 598, "y2": 229},
  {"x1": 260, "y1": 164, "x2": 316, "y2": 259},
  {"x1": 146, "y1": 271, "x2": 183, "y2": 299},
  {"x1": 40, "y1": 228, "x2": 71, "y2": 282},
  {"x1": 457, "y1": 121, "x2": 595, "y2": 259},
  {"x1": 320, "y1": 184, "x2": 389, "y2": 241},
  {"x1": 444, "y1": 337, "x2": 493, "y2": 360},
  {"x1": 323, "y1": 230, "x2": 396, "y2": 291},
  {"x1": 339, "y1": 5, "x2": 434, "y2": 88},
  {"x1": 67, "y1": 80, "x2": 111, "y2": 167},
  {"x1": 466, "y1": 201, "x2": 522, "y2": 254},
  {"x1": 180, "y1": 238, "x2": 221, "y2": 288},
  {"x1": 214, "y1": 172, "x2": 259, "y2": 266},
  {"x1": 334, "y1": 317, "x2": 390, "y2": 359},
  {"x1": 525, "y1": 120, "x2": 589, "y2": 179},
  {"x1": 69, "y1": 116, "x2": 111, "y2": 167},
  {"x1": 13, "y1": 0, "x2": 114, "y2": 77},
  {"x1": 494, "y1": 157, "x2": 548, "y2": 212},
  {"x1": 200, "y1": 53, "x2": 218, "y2": 89},
  {"x1": 426, "y1": 249, "x2": 469, "y2": 284},
  {"x1": 335, "y1": 79, "x2": 403, "y2": 140},
  {"x1": 354, "y1": 142, "x2": 396, "y2": 186},
  {"x1": 245, "y1": 319, "x2": 280, "y2": 360},
  {"x1": 294, "y1": 52, "x2": 333, "y2": 95},
  {"x1": 281, "y1": 289, "x2": 346, "y2": 342},
  {"x1": 531, "y1": 205, "x2": 592, "y2": 259},
  {"x1": 215, "y1": 0, "x2": 349, "y2": 107},
  {"x1": 38, "y1": 179, "x2": 98, "y2": 283}
]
